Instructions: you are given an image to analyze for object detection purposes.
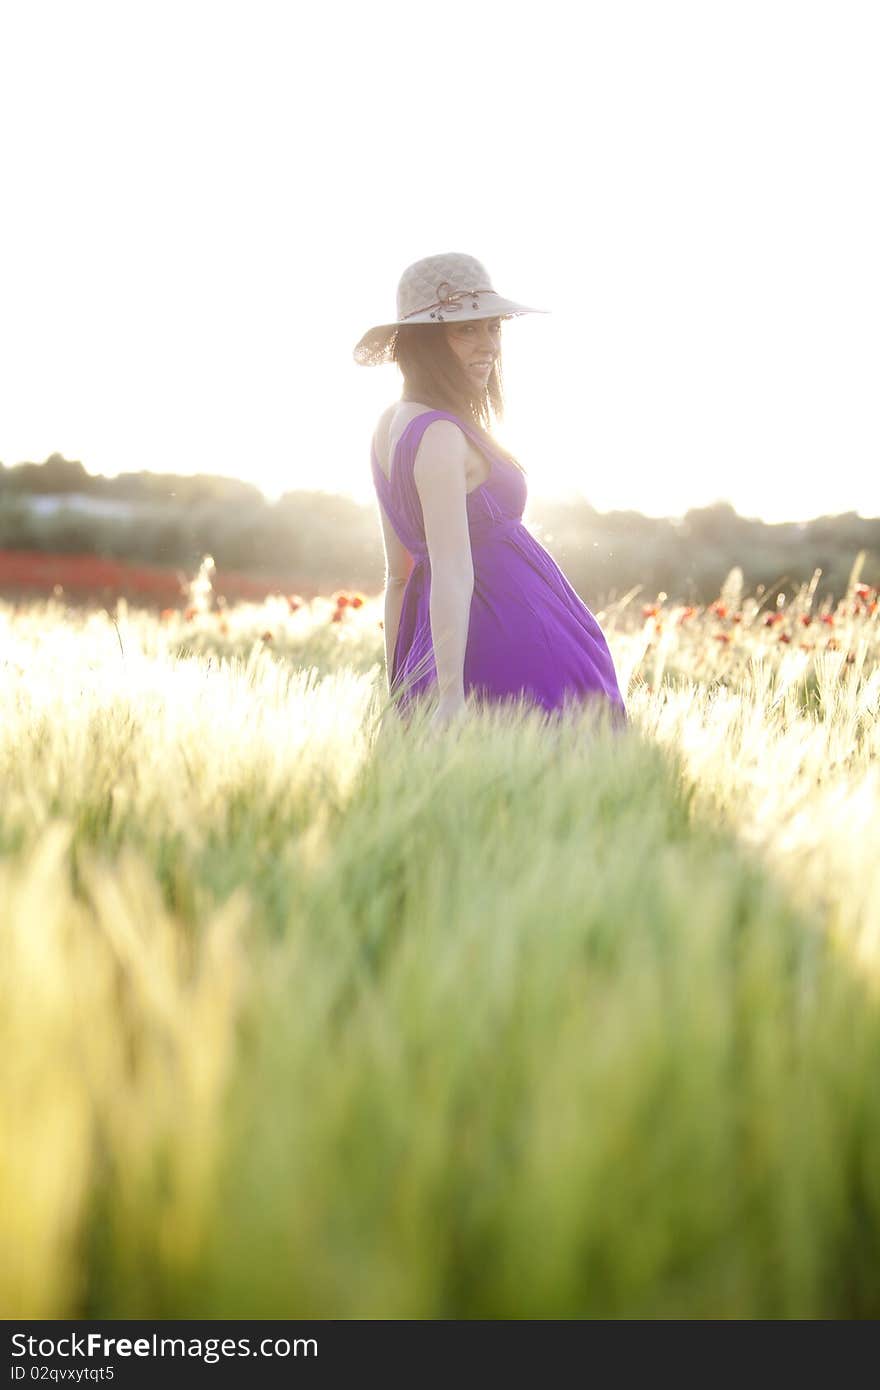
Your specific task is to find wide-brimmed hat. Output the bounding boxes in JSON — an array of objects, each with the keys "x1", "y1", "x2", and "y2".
[{"x1": 353, "y1": 251, "x2": 549, "y2": 366}]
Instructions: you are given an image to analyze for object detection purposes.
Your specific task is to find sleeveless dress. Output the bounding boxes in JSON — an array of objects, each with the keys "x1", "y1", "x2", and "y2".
[{"x1": 371, "y1": 409, "x2": 628, "y2": 728}]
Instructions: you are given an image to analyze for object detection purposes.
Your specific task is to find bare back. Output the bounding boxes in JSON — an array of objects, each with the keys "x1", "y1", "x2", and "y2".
[{"x1": 372, "y1": 402, "x2": 492, "y2": 495}]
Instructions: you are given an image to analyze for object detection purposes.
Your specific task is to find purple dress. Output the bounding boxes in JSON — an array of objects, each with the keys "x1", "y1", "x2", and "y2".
[{"x1": 371, "y1": 409, "x2": 628, "y2": 727}]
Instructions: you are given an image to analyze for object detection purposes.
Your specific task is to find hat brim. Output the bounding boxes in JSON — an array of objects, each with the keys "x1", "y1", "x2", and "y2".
[{"x1": 353, "y1": 293, "x2": 550, "y2": 366}]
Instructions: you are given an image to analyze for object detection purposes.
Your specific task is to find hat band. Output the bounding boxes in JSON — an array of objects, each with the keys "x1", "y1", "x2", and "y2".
[{"x1": 401, "y1": 282, "x2": 494, "y2": 320}]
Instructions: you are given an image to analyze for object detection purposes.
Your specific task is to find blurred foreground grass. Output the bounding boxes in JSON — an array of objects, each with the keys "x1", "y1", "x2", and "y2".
[{"x1": 1, "y1": 564, "x2": 879, "y2": 1317}]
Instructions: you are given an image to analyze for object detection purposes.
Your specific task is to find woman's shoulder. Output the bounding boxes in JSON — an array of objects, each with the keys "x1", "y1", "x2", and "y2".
[
  {"x1": 377, "y1": 399, "x2": 439, "y2": 431},
  {"x1": 372, "y1": 401, "x2": 445, "y2": 472}
]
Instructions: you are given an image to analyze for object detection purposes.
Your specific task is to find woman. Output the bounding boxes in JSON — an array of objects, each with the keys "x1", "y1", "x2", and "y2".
[{"x1": 354, "y1": 251, "x2": 628, "y2": 731}]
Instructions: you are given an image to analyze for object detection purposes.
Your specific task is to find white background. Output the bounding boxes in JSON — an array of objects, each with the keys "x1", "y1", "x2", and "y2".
[{"x1": 1, "y1": 0, "x2": 877, "y2": 521}]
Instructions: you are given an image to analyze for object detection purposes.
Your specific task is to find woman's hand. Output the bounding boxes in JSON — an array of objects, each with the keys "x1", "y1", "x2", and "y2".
[{"x1": 430, "y1": 692, "x2": 468, "y2": 732}]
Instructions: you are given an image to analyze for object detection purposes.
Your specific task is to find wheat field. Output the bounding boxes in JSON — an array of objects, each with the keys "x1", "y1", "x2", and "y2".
[{"x1": 1, "y1": 556, "x2": 879, "y2": 1318}]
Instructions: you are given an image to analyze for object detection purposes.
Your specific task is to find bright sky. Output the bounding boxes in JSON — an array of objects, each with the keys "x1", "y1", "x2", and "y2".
[{"x1": 1, "y1": 0, "x2": 877, "y2": 523}]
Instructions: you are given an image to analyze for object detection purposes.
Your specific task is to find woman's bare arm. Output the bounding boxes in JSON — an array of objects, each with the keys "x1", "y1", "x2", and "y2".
[
  {"x1": 382, "y1": 578, "x2": 408, "y2": 691},
  {"x1": 412, "y1": 421, "x2": 475, "y2": 701}
]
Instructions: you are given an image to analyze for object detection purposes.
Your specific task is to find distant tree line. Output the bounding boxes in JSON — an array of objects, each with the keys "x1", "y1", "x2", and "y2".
[
  {"x1": 1, "y1": 454, "x2": 877, "y2": 605},
  {"x1": 0, "y1": 453, "x2": 262, "y2": 506}
]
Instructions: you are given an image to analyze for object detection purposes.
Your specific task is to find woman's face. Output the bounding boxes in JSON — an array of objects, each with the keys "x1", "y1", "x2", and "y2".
[{"x1": 443, "y1": 316, "x2": 502, "y2": 387}]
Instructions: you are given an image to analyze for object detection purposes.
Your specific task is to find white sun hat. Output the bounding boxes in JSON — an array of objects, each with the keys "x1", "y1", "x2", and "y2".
[{"x1": 353, "y1": 250, "x2": 549, "y2": 366}]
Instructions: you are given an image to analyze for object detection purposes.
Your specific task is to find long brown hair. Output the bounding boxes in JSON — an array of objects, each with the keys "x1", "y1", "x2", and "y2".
[{"x1": 391, "y1": 321, "x2": 526, "y2": 476}]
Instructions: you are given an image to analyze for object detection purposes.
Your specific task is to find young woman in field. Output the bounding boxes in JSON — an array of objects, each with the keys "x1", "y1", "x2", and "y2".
[{"x1": 355, "y1": 251, "x2": 628, "y2": 731}]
